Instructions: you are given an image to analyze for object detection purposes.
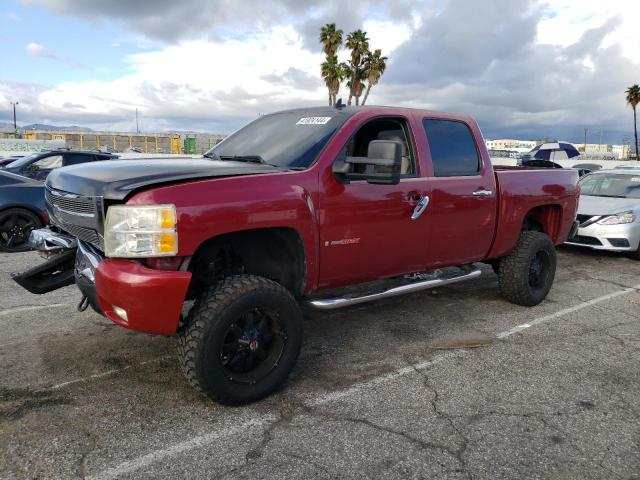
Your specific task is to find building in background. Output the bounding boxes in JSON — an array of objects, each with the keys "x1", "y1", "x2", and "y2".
[
  {"x1": 485, "y1": 139, "x2": 539, "y2": 151},
  {"x1": 1, "y1": 129, "x2": 226, "y2": 154},
  {"x1": 578, "y1": 143, "x2": 630, "y2": 159}
]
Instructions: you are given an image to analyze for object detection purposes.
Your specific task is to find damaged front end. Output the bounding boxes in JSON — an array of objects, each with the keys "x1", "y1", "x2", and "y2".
[{"x1": 12, "y1": 227, "x2": 104, "y2": 314}]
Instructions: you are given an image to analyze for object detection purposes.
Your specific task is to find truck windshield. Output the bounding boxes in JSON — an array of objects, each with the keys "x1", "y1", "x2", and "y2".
[
  {"x1": 204, "y1": 111, "x2": 346, "y2": 169},
  {"x1": 579, "y1": 173, "x2": 640, "y2": 199}
]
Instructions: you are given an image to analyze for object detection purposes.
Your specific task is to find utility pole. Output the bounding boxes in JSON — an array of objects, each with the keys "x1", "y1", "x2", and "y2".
[
  {"x1": 135, "y1": 108, "x2": 139, "y2": 134},
  {"x1": 583, "y1": 128, "x2": 588, "y2": 152},
  {"x1": 599, "y1": 129, "x2": 603, "y2": 152},
  {"x1": 10, "y1": 101, "x2": 19, "y2": 135}
]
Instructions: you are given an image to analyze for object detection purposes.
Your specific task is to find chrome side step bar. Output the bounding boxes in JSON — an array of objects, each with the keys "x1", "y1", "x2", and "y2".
[{"x1": 308, "y1": 267, "x2": 482, "y2": 310}]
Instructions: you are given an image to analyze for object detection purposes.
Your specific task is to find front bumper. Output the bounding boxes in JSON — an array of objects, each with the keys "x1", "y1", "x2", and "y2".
[
  {"x1": 565, "y1": 221, "x2": 640, "y2": 252},
  {"x1": 94, "y1": 258, "x2": 191, "y2": 335},
  {"x1": 76, "y1": 241, "x2": 192, "y2": 335},
  {"x1": 15, "y1": 227, "x2": 192, "y2": 336}
]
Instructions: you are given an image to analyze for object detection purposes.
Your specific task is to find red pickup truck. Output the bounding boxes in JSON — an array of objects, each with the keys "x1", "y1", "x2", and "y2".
[{"x1": 15, "y1": 106, "x2": 579, "y2": 404}]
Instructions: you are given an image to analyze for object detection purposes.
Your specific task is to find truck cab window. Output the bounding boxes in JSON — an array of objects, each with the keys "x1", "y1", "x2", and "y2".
[
  {"x1": 341, "y1": 118, "x2": 416, "y2": 176},
  {"x1": 423, "y1": 119, "x2": 480, "y2": 177}
]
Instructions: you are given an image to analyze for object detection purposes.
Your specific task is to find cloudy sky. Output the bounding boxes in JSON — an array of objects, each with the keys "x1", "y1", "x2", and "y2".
[{"x1": 1, "y1": 0, "x2": 639, "y2": 143}]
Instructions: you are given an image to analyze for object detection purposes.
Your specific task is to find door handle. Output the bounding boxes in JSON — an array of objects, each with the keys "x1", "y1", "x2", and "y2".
[
  {"x1": 411, "y1": 195, "x2": 430, "y2": 220},
  {"x1": 472, "y1": 189, "x2": 493, "y2": 197}
]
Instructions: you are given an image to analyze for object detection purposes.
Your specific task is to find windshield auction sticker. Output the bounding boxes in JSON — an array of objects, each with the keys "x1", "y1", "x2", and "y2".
[{"x1": 296, "y1": 117, "x2": 332, "y2": 125}]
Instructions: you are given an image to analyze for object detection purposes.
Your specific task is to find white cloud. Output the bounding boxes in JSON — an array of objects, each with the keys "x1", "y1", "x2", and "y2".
[{"x1": 26, "y1": 42, "x2": 57, "y2": 59}]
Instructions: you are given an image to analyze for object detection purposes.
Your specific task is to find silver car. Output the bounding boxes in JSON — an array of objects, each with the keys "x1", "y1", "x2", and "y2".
[{"x1": 566, "y1": 169, "x2": 640, "y2": 259}]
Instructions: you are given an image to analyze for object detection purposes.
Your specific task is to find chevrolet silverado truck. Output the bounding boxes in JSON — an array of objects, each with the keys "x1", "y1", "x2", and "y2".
[{"x1": 13, "y1": 106, "x2": 580, "y2": 405}]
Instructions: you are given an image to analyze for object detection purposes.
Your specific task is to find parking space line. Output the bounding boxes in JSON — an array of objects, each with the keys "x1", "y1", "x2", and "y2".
[
  {"x1": 496, "y1": 285, "x2": 639, "y2": 339},
  {"x1": 0, "y1": 303, "x2": 71, "y2": 317},
  {"x1": 65, "y1": 284, "x2": 640, "y2": 479},
  {"x1": 87, "y1": 416, "x2": 278, "y2": 480},
  {"x1": 42, "y1": 356, "x2": 173, "y2": 391}
]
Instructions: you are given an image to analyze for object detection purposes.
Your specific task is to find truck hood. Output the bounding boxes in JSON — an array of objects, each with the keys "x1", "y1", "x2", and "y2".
[
  {"x1": 578, "y1": 194, "x2": 640, "y2": 215},
  {"x1": 46, "y1": 158, "x2": 279, "y2": 200}
]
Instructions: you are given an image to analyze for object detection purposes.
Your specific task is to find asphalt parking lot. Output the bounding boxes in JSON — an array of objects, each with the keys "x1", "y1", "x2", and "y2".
[{"x1": 1, "y1": 247, "x2": 639, "y2": 479}]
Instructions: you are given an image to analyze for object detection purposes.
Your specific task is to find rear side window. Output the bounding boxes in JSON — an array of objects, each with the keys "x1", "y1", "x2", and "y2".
[
  {"x1": 423, "y1": 119, "x2": 481, "y2": 177},
  {"x1": 64, "y1": 154, "x2": 92, "y2": 166}
]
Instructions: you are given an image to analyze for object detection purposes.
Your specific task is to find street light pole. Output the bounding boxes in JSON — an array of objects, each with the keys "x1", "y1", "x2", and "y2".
[{"x1": 10, "y1": 101, "x2": 19, "y2": 135}]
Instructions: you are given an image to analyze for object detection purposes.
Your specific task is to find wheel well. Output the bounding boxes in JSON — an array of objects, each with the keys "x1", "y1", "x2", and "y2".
[
  {"x1": 0, "y1": 206, "x2": 46, "y2": 225},
  {"x1": 522, "y1": 204, "x2": 562, "y2": 242},
  {"x1": 186, "y1": 228, "x2": 306, "y2": 300}
]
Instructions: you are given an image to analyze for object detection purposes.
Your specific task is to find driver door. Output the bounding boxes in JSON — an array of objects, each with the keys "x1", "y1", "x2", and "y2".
[{"x1": 318, "y1": 116, "x2": 432, "y2": 289}]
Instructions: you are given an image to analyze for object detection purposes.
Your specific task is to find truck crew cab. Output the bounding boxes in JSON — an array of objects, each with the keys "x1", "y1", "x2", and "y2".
[{"x1": 14, "y1": 106, "x2": 580, "y2": 405}]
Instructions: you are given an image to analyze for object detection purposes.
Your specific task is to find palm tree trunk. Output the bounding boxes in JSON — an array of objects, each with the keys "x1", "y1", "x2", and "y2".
[
  {"x1": 634, "y1": 107, "x2": 639, "y2": 160},
  {"x1": 362, "y1": 84, "x2": 372, "y2": 105},
  {"x1": 328, "y1": 92, "x2": 332, "y2": 106},
  {"x1": 348, "y1": 95, "x2": 353, "y2": 105}
]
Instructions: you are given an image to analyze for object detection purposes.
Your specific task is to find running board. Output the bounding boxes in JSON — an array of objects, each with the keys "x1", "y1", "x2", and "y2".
[{"x1": 308, "y1": 268, "x2": 482, "y2": 310}]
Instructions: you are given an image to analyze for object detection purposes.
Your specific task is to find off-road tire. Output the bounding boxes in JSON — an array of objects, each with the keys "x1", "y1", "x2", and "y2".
[
  {"x1": 498, "y1": 231, "x2": 556, "y2": 306},
  {"x1": 177, "y1": 275, "x2": 303, "y2": 405}
]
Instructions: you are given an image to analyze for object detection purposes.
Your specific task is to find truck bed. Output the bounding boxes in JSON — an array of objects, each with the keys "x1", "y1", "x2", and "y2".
[{"x1": 488, "y1": 166, "x2": 579, "y2": 259}]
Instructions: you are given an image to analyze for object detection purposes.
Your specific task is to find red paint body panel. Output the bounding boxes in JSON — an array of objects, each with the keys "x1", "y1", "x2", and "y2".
[
  {"x1": 95, "y1": 259, "x2": 191, "y2": 335},
  {"x1": 93, "y1": 107, "x2": 579, "y2": 335}
]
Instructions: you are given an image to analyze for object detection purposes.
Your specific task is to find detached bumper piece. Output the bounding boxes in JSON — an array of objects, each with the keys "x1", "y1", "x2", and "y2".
[
  {"x1": 95, "y1": 259, "x2": 191, "y2": 335},
  {"x1": 12, "y1": 249, "x2": 76, "y2": 294}
]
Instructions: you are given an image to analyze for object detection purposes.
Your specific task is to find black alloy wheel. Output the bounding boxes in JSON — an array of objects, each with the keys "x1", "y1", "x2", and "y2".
[
  {"x1": 528, "y1": 250, "x2": 551, "y2": 291},
  {"x1": 0, "y1": 208, "x2": 42, "y2": 253},
  {"x1": 220, "y1": 307, "x2": 287, "y2": 384}
]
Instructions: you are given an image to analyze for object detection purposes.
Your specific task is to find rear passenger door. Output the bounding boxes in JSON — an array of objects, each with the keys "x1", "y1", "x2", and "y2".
[{"x1": 422, "y1": 118, "x2": 497, "y2": 266}]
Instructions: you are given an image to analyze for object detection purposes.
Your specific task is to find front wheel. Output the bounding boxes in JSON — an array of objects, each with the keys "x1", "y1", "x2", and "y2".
[
  {"x1": 177, "y1": 275, "x2": 303, "y2": 405},
  {"x1": 0, "y1": 208, "x2": 43, "y2": 253},
  {"x1": 498, "y1": 231, "x2": 557, "y2": 306}
]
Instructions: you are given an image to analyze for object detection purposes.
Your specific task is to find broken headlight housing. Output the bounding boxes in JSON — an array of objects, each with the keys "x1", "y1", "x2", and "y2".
[{"x1": 104, "y1": 204, "x2": 178, "y2": 257}]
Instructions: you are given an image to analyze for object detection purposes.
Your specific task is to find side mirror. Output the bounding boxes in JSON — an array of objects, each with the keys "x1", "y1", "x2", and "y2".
[{"x1": 333, "y1": 140, "x2": 402, "y2": 185}]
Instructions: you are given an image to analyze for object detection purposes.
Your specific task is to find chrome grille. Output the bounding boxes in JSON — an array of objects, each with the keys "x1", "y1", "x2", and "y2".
[
  {"x1": 45, "y1": 188, "x2": 97, "y2": 216},
  {"x1": 45, "y1": 186, "x2": 104, "y2": 250},
  {"x1": 576, "y1": 214, "x2": 601, "y2": 227},
  {"x1": 63, "y1": 225, "x2": 100, "y2": 245}
]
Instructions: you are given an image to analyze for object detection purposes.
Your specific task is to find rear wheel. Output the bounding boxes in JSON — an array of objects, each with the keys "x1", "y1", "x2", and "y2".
[
  {"x1": 498, "y1": 231, "x2": 556, "y2": 306},
  {"x1": 0, "y1": 208, "x2": 42, "y2": 253},
  {"x1": 177, "y1": 275, "x2": 303, "y2": 405}
]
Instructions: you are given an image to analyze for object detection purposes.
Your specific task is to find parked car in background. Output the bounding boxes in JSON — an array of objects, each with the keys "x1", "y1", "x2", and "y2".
[
  {"x1": 0, "y1": 171, "x2": 47, "y2": 252},
  {"x1": 1, "y1": 149, "x2": 118, "y2": 181},
  {"x1": 0, "y1": 155, "x2": 24, "y2": 167},
  {"x1": 571, "y1": 162, "x2": 602, "y2": 177},
  {"x1": 566, "y1": 169, "x2": 640, "y2": 258}
]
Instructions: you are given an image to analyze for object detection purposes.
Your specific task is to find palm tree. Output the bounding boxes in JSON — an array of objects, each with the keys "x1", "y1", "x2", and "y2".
[
  {"x1": 319, "y1": 23, "x2": 343, "y2": 57},
  {"x1": 321, "y1": 55, "x2": 345, "y2": 105},
  {"x1": 361, "y1": 49, "x2": 387, "y2": 106},
  {"x1": 626, "y1": 84, "x2": 640, "y2": 159},
  {"x1": 345, "y1": 30, "x2": 369, "y2": 105}
]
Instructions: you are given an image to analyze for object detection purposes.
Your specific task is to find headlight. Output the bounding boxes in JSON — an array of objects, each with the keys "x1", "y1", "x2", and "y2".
[
  {"x1": 597, "y1": 211, "x2": 637, "y2": 225},
  {"x1": 104, "y1": 204, "x2": 177, "y2": 257}
]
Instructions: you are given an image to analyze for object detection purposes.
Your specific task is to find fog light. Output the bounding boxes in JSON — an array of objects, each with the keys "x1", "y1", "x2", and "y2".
[{"x1": 113, "y1": 305, "x2": 128, "y2": 322}]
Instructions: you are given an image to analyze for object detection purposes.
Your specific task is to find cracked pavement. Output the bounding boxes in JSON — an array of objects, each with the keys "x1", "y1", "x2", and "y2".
[{"x1": 1, "y1": 246, "x2": 639, "y2": 479}]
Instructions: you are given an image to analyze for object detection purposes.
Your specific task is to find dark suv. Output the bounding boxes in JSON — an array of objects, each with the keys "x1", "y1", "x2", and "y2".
[{"x1": 1, "y1": 149, "x2": 118, "y2": 181}]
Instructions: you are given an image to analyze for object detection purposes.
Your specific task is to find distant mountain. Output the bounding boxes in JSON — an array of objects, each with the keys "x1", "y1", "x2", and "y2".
[
  {"x1": 21, "y1": 123, "x2": 94, "y2": 132},
  {"x1": 0, "y1": 122, "x2": 15, "y2": 131}
]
